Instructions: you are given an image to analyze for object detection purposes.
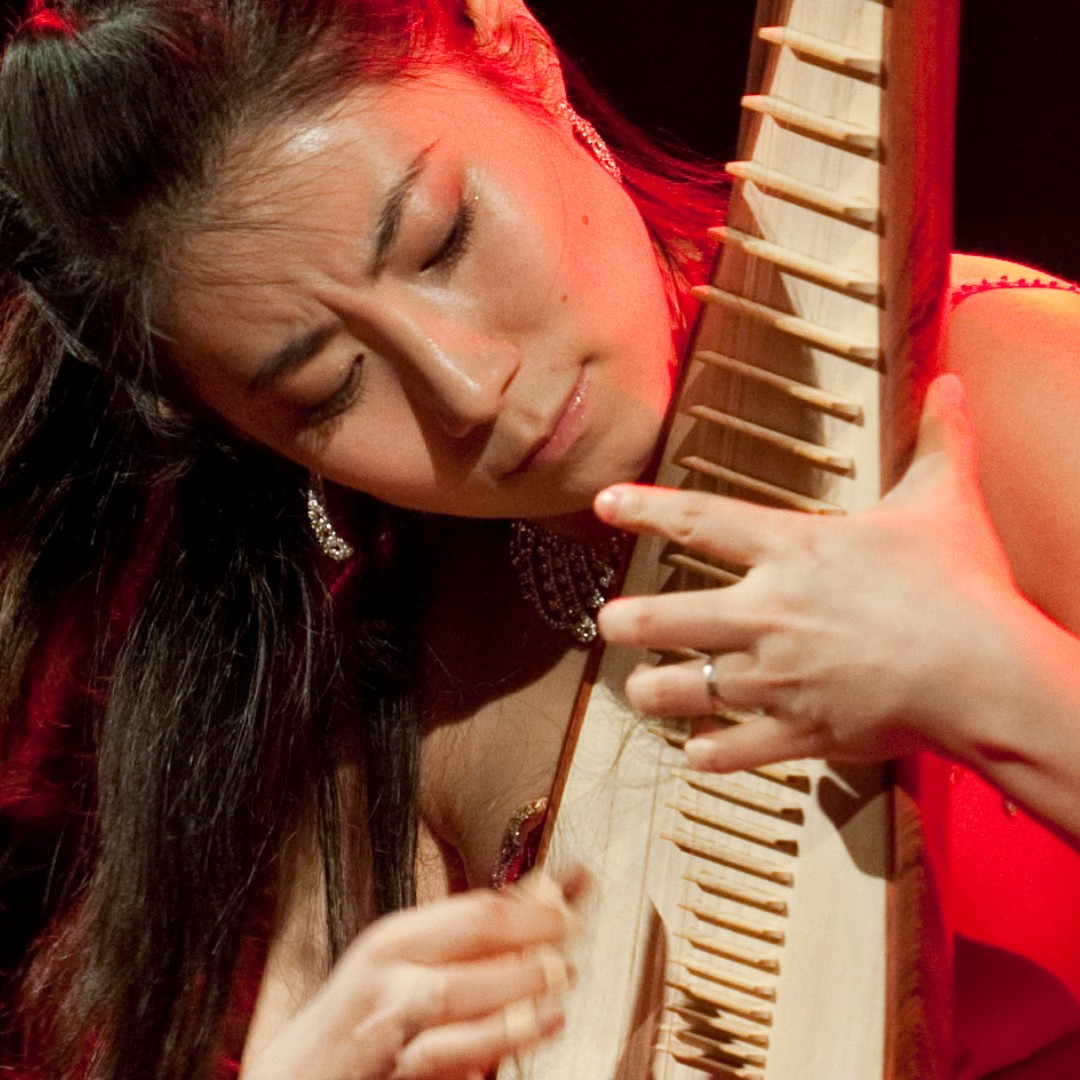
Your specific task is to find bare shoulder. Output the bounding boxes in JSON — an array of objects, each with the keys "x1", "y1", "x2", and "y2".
[
  {"x1": 945, "y1": 252, "x2": 1080, "y2": 395},
  {"x1": 944, "y1": 253, "x2": 1080, "y2": 631},
  {"x1": 948, "y1": 251, "x2": 1069, "y2": 288}
]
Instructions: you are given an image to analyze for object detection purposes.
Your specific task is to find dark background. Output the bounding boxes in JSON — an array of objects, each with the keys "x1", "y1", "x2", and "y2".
[
  {"x1": 1, "y1": 1, "x2": 1077, "y2": 278},
  {"x1": 535, "y1": 0, "x2": 1080, "y2": 281}
]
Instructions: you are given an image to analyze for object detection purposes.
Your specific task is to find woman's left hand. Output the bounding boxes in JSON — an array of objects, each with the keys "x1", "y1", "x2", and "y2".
[{"x1": 594, "y1": 374, "x2": 1020, "y2": 773}]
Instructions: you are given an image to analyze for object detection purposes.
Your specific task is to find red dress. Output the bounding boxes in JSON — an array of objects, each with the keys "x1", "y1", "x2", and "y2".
[{"x1": 951, "y1": 769, "x2": 1080, "y2": 1077}]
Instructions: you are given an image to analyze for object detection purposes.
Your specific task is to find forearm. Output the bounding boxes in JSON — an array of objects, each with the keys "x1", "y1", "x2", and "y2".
[{"x1": 923, "y1": 592, "x2": 1080, "y2": 843}]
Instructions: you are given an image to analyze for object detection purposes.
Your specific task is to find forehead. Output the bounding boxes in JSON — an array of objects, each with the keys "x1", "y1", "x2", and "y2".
[
  {"x1": 226, "y1": 68, "x2": 528, "y2": 215},
  {"x1": 193, "y1": 76, "x2": 448, "y2": 253},
  {"x1": 173, "y1": 67, "x2": 532, "y2": 286},
  {"x1": 159, "y1": 72, "x2": 468, "y2": 318}
]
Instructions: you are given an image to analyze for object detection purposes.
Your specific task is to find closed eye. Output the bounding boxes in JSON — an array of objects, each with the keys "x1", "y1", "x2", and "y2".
[
  {"x1": 421, "y1": 194, "x2": 475, "y2": 275},
  {"x1": 306, "y1": 356, "x2": 366, "y2": 427}
]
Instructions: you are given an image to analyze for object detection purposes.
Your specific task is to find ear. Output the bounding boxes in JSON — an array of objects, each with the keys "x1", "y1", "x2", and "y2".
[{"x1": 461, "y1": 0, "x2": 567, "y2": 109}]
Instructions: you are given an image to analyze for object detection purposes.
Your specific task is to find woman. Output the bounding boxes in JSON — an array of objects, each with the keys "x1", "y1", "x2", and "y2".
[
  {"x1": 0, "y1": 0, "x2": 716, "y2": 1077},
  {"x1": 0, "y1": 2, "x2": 1076, "y2": 1080}
]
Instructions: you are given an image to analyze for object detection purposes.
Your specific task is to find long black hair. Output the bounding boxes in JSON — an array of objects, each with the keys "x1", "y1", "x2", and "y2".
[
  {"x1": 0, "y1": 2, "x2": 727, "y2": 1077},
  {"x1": 0, "y1": 4, "x2": 446, "y2": 1077}
]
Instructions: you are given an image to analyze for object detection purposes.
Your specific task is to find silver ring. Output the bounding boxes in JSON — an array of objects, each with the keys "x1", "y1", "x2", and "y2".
[{"x1": 702, "y1": 656, "x2": 725, "y2": 711}]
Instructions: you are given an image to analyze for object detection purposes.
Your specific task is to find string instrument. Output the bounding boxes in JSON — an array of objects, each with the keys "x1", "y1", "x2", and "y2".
[{"x1": 501, "y1": 0, "x2": 959, "y2": 1076}]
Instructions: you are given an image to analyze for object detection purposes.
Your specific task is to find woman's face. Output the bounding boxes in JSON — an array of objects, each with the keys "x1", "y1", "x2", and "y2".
[{"x1": 164, "y1": 69, "x2": 676, "y2": 518}]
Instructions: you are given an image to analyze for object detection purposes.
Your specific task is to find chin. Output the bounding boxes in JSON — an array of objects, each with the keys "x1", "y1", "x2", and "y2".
[
  {"x1": 539, "y1": 453, "x2": 655, "y2": 516},
  {"x1": 594, "y1": 433, "x2": 661, "y2": 489}
]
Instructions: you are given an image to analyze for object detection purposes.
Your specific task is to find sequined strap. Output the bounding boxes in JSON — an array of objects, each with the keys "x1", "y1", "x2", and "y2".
[
  {"x1": 491, "y1": 796, "x2": 549, "y2": 889},
  {"x1": 951, "y1": 274, "x2": 1080, "y2": 306}
]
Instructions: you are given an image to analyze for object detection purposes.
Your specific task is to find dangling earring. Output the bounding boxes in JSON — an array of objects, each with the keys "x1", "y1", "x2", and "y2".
[
  {"x1": 555, "y1": 100, "x2": 623, "y2": 184},
  {"x1": 306, "y1": 476, "x2": 354, "y2": 561}
]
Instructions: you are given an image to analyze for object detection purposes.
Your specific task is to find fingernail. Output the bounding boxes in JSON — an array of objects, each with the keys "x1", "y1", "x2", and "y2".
[
  {"x1": 503, "y1": 998, "x2": 542, "y2": 1043},
  {"x1": 934, "y1": 372, "x2": 965, "y2": 407},
  {"x1": 534, "y1": 945, "x2": 571, "y2": 994},
  {"x1": 555, "y1": 864, "x2": 591, "y2": 906},
  {"x1": 515, "y1": 873, "x2": 581, "y2": 936},
  {"x1": 534, "y1": 995, "x2": 566, "y2": 1036},
  {"x1": 593, "y1": 487, "x2": 622, "y2": 521},
  {"x1": 684, "y1": 737, "x2": 720, "y2": 771}
]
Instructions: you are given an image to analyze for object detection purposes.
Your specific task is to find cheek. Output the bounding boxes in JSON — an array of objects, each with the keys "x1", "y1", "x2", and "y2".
[
  {"x1": 587, "y1": 246, "x2": 677, "y2": 411},
  {"x1": 303, "y1": 388, "x2": 455, "y2": 511},
  {"x1": 468, "y1": 198, "x2": 570, "y2": 326},
  {"x1": 473, "y1": 143, "x2": 636, "y2": 330},
  {"x1": 562, "y1": 184, "x2": 673, "y2": 353}
]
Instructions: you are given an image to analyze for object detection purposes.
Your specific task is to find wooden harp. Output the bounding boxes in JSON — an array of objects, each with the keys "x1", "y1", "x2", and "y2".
[{"x1": 501, "y1": 1, "x2": 959, "y2": 1077}]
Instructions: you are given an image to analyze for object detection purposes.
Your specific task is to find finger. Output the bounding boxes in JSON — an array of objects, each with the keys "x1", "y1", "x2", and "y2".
[
  {"x1": 340, "y1": 946, "x2": 570, "y2": 1052},
  {"x1": 359, "y1": 881, "x2": 576, "y2": 965},
  {"x1": 598, "y1": 588, "x2": 749, "y2": 653},
  {"x1": 624, "y1": 655, "x2": 755, "y2": 717},
  {"x1": 392, "y1": 995, "x2": 565, "y2": 1080},
  {"x1": 902, "y1": 373, "x2": 979, "y2": 494},
  {"x1": 684, "y1": 714, "x2": 821, "y2": 774},
  {"x1": 593, "y1": 484, "x2": 780, "y2": 565},
  {"x1": 430, "y1": 946, "x2": 573, "y2": 1028},
  {"x1": 509, "y1": 866, "x2": 588, "y2": 915}
]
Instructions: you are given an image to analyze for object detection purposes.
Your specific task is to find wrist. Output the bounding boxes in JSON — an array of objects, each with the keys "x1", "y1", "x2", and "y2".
[{"x1": 902, "y1": 587, "x2": 1034, "y2": 761}]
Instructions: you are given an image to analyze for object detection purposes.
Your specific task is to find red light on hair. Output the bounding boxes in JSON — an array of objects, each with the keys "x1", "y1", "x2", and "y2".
[{"x1": 23, "y1": 3, "x2": 74, "y2": 38}]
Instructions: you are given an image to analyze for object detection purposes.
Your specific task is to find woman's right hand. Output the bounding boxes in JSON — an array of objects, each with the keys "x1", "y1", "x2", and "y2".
[{"x1": 241, "y1": 871, "x2": 583, "y2": 1080}]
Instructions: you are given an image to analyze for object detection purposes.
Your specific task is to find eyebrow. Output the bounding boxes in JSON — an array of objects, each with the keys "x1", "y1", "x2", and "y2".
[
  {"x1": 248, "y1": 322, "x2": 339, "y2": 395},
  {"x1": 248, "y1": 144, "x2": 437, "y2": 394}
]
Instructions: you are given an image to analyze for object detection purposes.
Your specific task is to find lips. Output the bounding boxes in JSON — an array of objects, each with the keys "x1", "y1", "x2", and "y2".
[{"x1": 506, "y1": 371, "x2": 589, "y2": 476}]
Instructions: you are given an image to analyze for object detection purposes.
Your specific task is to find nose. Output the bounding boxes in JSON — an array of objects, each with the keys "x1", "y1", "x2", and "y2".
[{"x1": 404, "y1": 318, "x2": 521, "y2": 440}]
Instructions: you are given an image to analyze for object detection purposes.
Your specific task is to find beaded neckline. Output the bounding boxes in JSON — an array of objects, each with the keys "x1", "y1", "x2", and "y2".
[
  {"x1": 509, "y1": 520, "x2": 626, "y2": 646},
  {"x1": 951, "y1": 274, "x2": 1080, "y2": 305}
]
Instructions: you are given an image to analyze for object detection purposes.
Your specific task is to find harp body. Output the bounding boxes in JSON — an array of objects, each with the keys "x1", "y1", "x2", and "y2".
[{"x1": 501, "y1": 1, "x2": 958, "y2": 1078}]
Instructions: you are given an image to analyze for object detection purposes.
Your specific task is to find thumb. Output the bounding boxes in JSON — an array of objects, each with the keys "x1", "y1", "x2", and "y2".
[{"x1": 904, "y1": 373, "x2": 980, "y2": 494}]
